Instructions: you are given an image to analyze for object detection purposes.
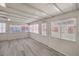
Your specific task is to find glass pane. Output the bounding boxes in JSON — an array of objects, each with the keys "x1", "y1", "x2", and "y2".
[{"x1": 0, "y1": 23, "x2": 6, "y2": 33}]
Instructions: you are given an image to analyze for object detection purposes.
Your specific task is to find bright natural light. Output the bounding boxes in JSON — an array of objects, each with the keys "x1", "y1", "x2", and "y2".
[
  {"x1": 0, "y1": 3, "x2": 6, "y2": 7},
  {"x1": 0, "y1": 23, "x2": 6, "y2": 33}
]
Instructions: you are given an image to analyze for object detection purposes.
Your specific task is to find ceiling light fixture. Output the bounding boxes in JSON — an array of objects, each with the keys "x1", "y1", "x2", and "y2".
[{"x1": 8, "y1": 18, "x2": 11, "y2": 21}]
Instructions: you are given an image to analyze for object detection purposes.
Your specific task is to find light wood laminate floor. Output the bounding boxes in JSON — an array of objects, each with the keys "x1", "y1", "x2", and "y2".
[{"x1": 0, "y1": 38, "x2": 65, "y2": 56}]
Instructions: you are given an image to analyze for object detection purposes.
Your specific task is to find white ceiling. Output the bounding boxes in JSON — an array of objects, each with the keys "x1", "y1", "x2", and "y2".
[{"x1": 0, "y1": 3, "x2": 78, "y2": 23}]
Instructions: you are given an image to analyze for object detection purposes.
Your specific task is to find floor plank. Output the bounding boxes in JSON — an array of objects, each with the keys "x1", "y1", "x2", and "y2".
[{"x1": 0, "y1": 38, "x2": 65, "y2": 56}]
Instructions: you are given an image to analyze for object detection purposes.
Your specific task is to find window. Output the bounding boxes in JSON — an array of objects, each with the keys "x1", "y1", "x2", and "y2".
[
  {"x1": 51, "y1": 22, "x2": 60, "y2": 38},
  {"x1": 21, "y1": 24, "x2": 29, "y2": 32},
  {"x1": 29, "y1": 25, "x2": 34, "y2": 33},
  {"x1": 10, "y1": 25, "x2": 21, "y2": 32},
  {"x1": 0, "y1": 23, "x2": 6, "y2": 33},
  {"x1": 51, "y1": 18, "x2": 76, "y2": 41},
  {"x1": 29, "y1": 24, "x2": 39, "y2": 34},
  {"x1": 34, "y1": 24, "x2": 39, "y2": 34},
  {"x1": 41, "y1": 23, "x2": 46, "y2": 36},
  {"x1": 10, "y1": 24, "x2": 29, "y2": 32},
  {"x1": 60, "y1": 18, "x2": 76, "y2": 41}
]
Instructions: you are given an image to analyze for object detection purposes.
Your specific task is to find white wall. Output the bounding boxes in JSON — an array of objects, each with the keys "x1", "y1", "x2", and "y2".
[{"x1": 29, "y1": 10, "x2": 79, "y2": 56}]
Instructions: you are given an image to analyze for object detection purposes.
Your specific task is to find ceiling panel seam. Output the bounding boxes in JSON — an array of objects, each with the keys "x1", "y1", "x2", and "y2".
[
  {"x1": 6, "y1": 4, "x2": 43, "y2": 18},
  {"x1": 0, "y1": 11, "x2": 29, "y2": 20},
  {"x1": 53, "y1": 3, "x2": 64, "y2": 13},
  {"x1": 0, "y1": 9, "x2": 38, "y2": 20},
  {"x1": 24, "y1": 4, "x2": 50, "y2": 16}
]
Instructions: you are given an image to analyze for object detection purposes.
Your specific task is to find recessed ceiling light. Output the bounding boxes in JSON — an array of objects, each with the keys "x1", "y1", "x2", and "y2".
[
  {"x1": 0, "y1": 3, "x2": 6, "y2": 8},
  {"x1": 8, "y1": 18, "x2": 11, "y2": 21}
]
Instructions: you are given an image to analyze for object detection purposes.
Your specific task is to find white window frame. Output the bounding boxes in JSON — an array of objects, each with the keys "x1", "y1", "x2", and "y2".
[
  {"x1": 41, "y1": 23, "x2": 47, "y2": 36},
  {"x1": 0, "y1": 23, "x2": 6, "y2": 33}
]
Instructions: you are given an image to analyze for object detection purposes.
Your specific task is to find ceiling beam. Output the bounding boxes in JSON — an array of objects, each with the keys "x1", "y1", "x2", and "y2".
[
  {"x1": 52, "y1": 3, "x2": 64, "y2": 13},
  {"x1": 0, "y1": 15, "x2": 29, "y2": 24},
  {"x1": 0, "y1": 11, "x2": 31, "y2": 20},
  {"x1": 24, "y1": 3, "x2": 65, "y2": 20},
  {"x1": 29, "y1": 9, "x2": 78, "y2": 24},
  {"x1": 6, "y1": 4, "x2": 43, "y2": 18},
  {"x1": 0, "y1": 16, "x2": 7, "y2": 19},
  {"x1": 0, "y1": 9, "x2": 38, "y2": 20},
  {"x1": 0, "y1": 12, "x2": 32, "y2": 24},
  {"x1": 1, "y1": 7, "x2": 39, "y2": 19},
  {"x1": 23, "y1": 3, "x2": 50, "y2": 16}
]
